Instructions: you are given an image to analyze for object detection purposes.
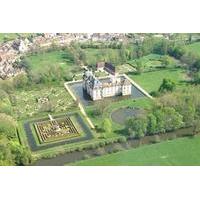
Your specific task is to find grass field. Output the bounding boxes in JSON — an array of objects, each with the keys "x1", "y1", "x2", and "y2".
[
  {"x1": 128, "y1": 54, "x2": 180, "y2": 72},
  {"x1": 83, "y1": 48, "x2": 121, "y2": 65},
  {"x1": 129, "y1": 67, "x2": 187, "y2": 92},
  {"x1": 73, "y1": 135, "x2": 200, "y2": 166},
  {"x1": 185, "y1": 42, "x2": 200, "y2": 56},
  {"x1": 26, "y1": 49, "x2": 80, "y2": 73},
  {"x1": 86, "y1": 98, "x2": 152, "y2": 138}
]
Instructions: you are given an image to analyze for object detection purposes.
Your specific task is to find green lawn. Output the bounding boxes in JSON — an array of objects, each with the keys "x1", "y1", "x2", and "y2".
[
  {"x1": 129, "y1": 67, "x2": 187, "y2": 92},
  {"x1": 86, "y1": 98, "x2": 152, "y2": 138},
  {"x1": 128, "y1": 54, "x2": 180, "y2": 72},
  {"x1": 72, "y1": 136, "x2": 200, "y2": 166},
  {"x1": 26, "y1": 49, "x2": 80, "y2": 73},
  {"x1": 83, "y1": 48, "x2": 121, "y2": 65},
  {"x1": 185, "y1": 42, "x2": 200, "y2": 56}
]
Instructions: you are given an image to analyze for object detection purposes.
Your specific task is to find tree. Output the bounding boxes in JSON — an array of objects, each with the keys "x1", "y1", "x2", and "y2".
[
  {"x1": 193, "y1": 120, "x2": 200, "y2": 136},
  {"x1": 153, "y1": 109, "x2": 165, "y2": 133},
  {"x1": 192, "y1": 59, "x2": 200, "y2": 72},
  {"x1": 13, "y1": 73, "x2": 28, "y2": 89},
  {"x1": 162, "y1": 107, "x2": 183, "y2": 131},
  {"x1": 102, "y1": 118, "x2": 112, "y2": 134},
  {"x1": 192, "y1": 71, "x2": 200, "y2": 84},
  {"x1": 18, "y1": 57, "x2": 30, "y2": 70},
  {"x1": 0, "y1": 136, "x2": 14, "y2": 166},
  {"x1": 177, "y1": 103, "x2": 195, "y2": 127},
  {"x1": 147, "y1": 114, "x2": 157, "y2": 135},
  {"x1": 170, "y1": 46, "x2": 186, "y2": 59},
  {"x1": 9, "y1": 141, "x2": 32, "y2": 165},
  {"x1": 159, "y1": 78, "x2": 176, "y2": 93},
  {"x1": 161, "y1": 55, "x2": 174, "y2": 68},
  {"x1": 126, "y1": 117, "x2": 147, "y2": 138},
  {"x1": 0, "y1": 113, "x2": 17, "y2": 139},
  {"x1": 135, "y1": 59, "x2": 144, "y2": 74}
]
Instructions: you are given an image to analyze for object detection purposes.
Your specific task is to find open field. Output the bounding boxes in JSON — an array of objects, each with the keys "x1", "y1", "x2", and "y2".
[
  {"x1": 129, "y1": 67, "x2": 188, "y2": 92},
  {"x1": 128, "y1": 54, "x2": 181, "y2": 72},
  {"x1": 185, "y1": 42, "x2": 200, "y2": 56},
  {"x1": 73, "y1": 135, "x2": 200, "y2": 166},
  {"x1": 26, "y1": 49, "x2": 80, "y2": 73},
  {"x1": 82, "y1": 48, "x2": 122, "y2": 65}
]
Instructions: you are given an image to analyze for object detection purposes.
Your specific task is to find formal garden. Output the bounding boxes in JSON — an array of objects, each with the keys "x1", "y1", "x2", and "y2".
[
  {"x1": 10, "y1": 84, "x2": 75, "y2": 119},
  {"x1": 2, "y1": 34, "x2": 200, "y2": 165}
]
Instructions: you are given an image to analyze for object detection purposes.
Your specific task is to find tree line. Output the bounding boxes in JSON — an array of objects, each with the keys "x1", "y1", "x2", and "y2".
[
  {"x1": 125, "y1": 86, "x2": 200, "y2": 138},
  {"x1": 0, "y1": 89, "x2": 32, "y2": 166}
]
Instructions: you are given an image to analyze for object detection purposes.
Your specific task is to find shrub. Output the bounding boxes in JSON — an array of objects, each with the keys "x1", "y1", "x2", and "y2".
[
  {"x1": 93, "y1": 148, "x2": 105, "y2": 156},
  {"x1": 99, "y1": 141, "x2": 106, "y2": 147},
  {"x1": 113, "y1": 144, "x2": 123, "y2": 152},
  {"x1": 151, "y1": 135, "x2": 160, "y2": 144},
  {"x1": 118, "y1": 136, "x2": 127, "y2": 143},
  {"x1": 83, "y1": 154, "x2": 90, "y2": 160}
]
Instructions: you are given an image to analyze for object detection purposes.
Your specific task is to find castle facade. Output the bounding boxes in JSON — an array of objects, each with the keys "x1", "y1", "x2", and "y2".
[{"x1": 83, "y1": 70, "x2": 132, "y2": 101}]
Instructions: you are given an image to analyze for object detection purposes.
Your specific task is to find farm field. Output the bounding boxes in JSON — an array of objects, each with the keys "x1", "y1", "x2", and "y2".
[
  {"x1": 73, "y1": 135, "x2": 200, "y2": 166},
  {"x1": 129, "y1": 67, "x2": 187, "y2": 93}
]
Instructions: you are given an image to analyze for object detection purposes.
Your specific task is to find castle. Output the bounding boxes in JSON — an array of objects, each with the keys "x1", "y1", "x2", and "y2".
[{"x1": 82, "y1": 70, "x2": 132, "y2": 101}]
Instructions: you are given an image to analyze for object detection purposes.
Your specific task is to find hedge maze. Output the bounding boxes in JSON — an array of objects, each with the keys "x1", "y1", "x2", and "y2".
[
  {"x1": 23, "y1": 112, "x2": 94, "y2": 151},
  {"x1": 34, "y1": 116, "x2": 80, "y2": 143}
]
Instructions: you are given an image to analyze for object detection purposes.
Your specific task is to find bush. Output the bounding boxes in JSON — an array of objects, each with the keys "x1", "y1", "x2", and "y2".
[
  {"x1": 150, "y1": 91, "x2": 160, "y2": 97},
  {"x1": 112, "y1": 144, "x2": 123, "y2": 152},
  {"x1": 99, "y1": 141, "x2": 106, "y2": 147},
  {"x1": 118, "y1": 136, "x2": 127, "y2": 143},
  {"x1": 83, "y1": 154, "x2": 90, "y2": 160},
  {"x1": 77, "y1": 146, "x2": 83, "y2": 152},
  {"x1": 151, "y1": 135, "x2": 160, "y2": 144},
  {"x1": 93, "y1": 148, "x2": 105, "y2": 156}
]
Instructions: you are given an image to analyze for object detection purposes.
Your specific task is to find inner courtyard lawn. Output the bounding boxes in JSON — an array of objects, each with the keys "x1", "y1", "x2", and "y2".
[
  {"x1": 129, "y1": 67, "x2": 187, "y2": 93},
  {"x1": 72, "y1": 135, "x2": 200, "y2": 166}
]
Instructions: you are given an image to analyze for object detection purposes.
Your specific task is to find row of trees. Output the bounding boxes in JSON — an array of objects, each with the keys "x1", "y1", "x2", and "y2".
[
  {"x1": 126, "y1": 106, "x2": 183, "y2": 138},
  {"x1": 0, "y1": 87, "x2": 32, "y2": 166}
]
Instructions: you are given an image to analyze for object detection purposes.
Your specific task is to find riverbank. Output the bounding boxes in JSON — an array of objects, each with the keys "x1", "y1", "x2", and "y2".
[{"x1": 32, "y1": 127, "x2": 193, "y2": 166}]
